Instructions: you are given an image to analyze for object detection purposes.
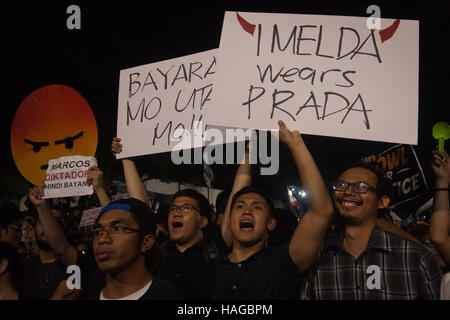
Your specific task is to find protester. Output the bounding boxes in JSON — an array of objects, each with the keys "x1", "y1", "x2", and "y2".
[
  {"x1": 300, "y1": 160, "x2": 442, "y2": 299},
  {"x1": 0, "y1": 241, "x2": 22, "y2": 300},
  {"x1": 212, "y1": 120, "x2": 334, "y2": 299},
  {"x1": 430, "y1": 150, "x2": 450, "y2": 264},
  {"x1": 28, "y1": 182, "x2": 180, "y2": 300},
  {"x1": 19, "y1": 203, "x2": 69, "y2": 300},
  {"x1": 429, "y1": 149, "x2": 450, "y2": 299}
]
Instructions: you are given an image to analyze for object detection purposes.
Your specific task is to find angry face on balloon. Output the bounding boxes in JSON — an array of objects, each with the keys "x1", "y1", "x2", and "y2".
[{"x1": 10, "y1": 85, "x2": 98, "y2": 185}]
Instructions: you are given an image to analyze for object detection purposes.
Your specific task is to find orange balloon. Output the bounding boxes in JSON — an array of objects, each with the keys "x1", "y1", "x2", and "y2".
[{"x1": 11, "y1": 84, "x2": 98, "y2": 185}]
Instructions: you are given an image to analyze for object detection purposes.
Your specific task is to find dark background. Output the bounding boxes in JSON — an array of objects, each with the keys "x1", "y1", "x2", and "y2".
[{"x1": 1, "y1": 1, "x2": 448, "y2": 214}]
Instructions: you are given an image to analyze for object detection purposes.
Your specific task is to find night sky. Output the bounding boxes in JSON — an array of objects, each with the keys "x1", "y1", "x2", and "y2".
[{"x1": 1, "y1": 1, "x2": 448, "y2": 211}]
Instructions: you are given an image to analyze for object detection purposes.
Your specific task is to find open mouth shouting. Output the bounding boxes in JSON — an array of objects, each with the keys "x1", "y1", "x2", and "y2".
[
  {"x1": 171, "y1": 221, "x2": 184, "y2": 231},
  {"x1": 239, "y1": 219, "x2": 255, "y2": 231}
]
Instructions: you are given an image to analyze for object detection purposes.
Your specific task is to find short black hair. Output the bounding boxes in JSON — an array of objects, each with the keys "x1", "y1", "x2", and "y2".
[
  {"x1": 0, "y1": 203, "x2": 22, "y2": 229},
  {"x1": 215, "y1": 189, "x2": 231, "y2": 214},
  {"x1": 96, "y1": 198, "x2": 156, "y2": 237},
  {"x1": 96, "y1": 198, "x2": 157, "y2": 271},
  {"x1": 230, "y1": 186, "x2": 274, "y2": 216},
  {"x1": 172, "y1": 189, "x2": 211, "y2": 220},
  {"x1": 337, "y1": 161, "x2": 392, "y2": 198}
]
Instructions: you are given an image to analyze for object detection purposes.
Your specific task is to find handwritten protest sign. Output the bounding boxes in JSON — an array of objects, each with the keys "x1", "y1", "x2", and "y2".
[
  {"x1": 79, "y1": 207, "x2": 102, "y2": 228},
  {"x1": 375, "y1": 144, "x2": 428, "y2": 207},
  {"x1": 116, "y1": 49, "x2": 218, "y2": 158},
  {"x1": 43, "y1": 155, "x2": 97, "y2": 199},
  {"x1": 208, "y1": 12, "x2": 419, "y2": 144}
]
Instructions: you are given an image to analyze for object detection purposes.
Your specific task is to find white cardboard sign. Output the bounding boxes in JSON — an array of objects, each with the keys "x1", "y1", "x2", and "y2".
[
  {"x1": 117, "y1": 49, "x2": 218, "y2": 158},
  {"x1": 79, "y1": 207, "x2": 102, "y2": 228},
  {"x1": 207, "y1": 11, "x2": 419, "y2": 144},
  {"x1": 43, "y1": 155, "x2": 97, "y2": 198}
]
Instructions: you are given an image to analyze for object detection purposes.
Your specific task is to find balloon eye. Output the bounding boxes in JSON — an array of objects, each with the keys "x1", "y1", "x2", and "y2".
[
  {"x1": 64, "y1": 140, "x2": 74, "y2": 149},
  {"x1": 25, "y1": 139, "x2": 48, "y2": 152}
]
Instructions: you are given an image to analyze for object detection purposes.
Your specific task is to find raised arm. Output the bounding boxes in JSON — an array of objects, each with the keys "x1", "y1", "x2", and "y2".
[
  {"x1": 278, "y1": 120, "x2": 334, "y2": 272},
  {"x1": 221, "y1": 143, "x2": 252, "y2": 247},
  {"x1": 429, "y1": 150, "x2": 450, "y2": 265},
  {"x1": 86, "y1": 165, "x2": 111, "y2": 207},
  {"x1": 112, "y1": 137, "x2": 149, "y2": 205},
  {"x1": 28, "y1": 184, "x2": 78, "y2": 266}
]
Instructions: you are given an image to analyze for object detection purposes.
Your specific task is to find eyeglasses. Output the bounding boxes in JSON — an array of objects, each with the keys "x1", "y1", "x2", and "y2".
[
  {"x1": 92, "y1": 225, "x2": 139, "y2": 241},
  {"x1": 169, "y1": 204, "x2": 201, "y2": 214},
  {"x1": 332, "y1": 181, "x2": 377, "y2": 194}
]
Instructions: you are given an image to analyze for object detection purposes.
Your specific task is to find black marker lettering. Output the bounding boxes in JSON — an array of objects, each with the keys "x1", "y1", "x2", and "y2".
[{"x1": 271, "y1": 89, "x2": 295, "y2": 121}]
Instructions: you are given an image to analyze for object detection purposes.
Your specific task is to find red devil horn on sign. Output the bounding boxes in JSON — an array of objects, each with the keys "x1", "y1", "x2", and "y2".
[
  {"x1": 236, "y1": 12, "x2": 256, "y2": 36},
  {"x1": 379, "y1": 19, "x2": 401, "y2": 43}
]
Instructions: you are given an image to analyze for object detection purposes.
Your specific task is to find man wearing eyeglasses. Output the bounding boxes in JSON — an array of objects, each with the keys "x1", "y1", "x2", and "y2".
[
  {"x1": 28, "y1": 185, "x2": 180, "y2": 300},
  {"x1": 155, "y1": 188, "x2": 223, "y2": 299},
  {"x1": 300, "y1": 162, "x2": 442, "y2": 300}
]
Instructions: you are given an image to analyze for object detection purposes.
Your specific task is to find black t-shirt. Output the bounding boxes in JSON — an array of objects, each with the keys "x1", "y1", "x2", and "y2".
[
  {"x1": 76, "y1": 250, "x2": 181, "y2": 300},
  {"x1": 212, "y1": 243, "x2": 302, "y2": 300},
  {"x1": 157, "y1": 226, "x2": 228, "y2": 299},
  {"x1": 19, "y1": 255, "x2": 68, "y2": 300}
]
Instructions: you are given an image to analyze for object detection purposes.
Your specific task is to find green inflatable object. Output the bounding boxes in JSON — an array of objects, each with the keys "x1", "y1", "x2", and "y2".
[{"x1": 432, "y1": 122, "x2": 450, "y2": 157}]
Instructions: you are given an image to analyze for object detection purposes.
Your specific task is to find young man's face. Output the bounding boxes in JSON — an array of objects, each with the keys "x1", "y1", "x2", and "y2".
[
  {"x1": 0, "y1": 219, "x2": 22, "y2": 248},
  {"x1": 229, "y1": 192, "x2": 275, "y2": 247},
  {"x1": 92, "y1": 209, "x2": 144, "y2": 274},
  {"x1": 333, "y1": 167, "x2": 386, "y2": 225},
  {"x1": 168, "y1": 196, "x2": 207, "y2": 246}
]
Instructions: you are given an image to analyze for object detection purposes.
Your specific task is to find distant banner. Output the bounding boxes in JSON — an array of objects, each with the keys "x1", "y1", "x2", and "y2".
[
  {"x1": 79, "y1": 207, "x2": 102, "y2": 228},
  {"x1": 43, "y1": 155, "x2": 97, "y2": 199},
  {"x1": 375, "y1": 145, "x2": 428, "y2": 207}
]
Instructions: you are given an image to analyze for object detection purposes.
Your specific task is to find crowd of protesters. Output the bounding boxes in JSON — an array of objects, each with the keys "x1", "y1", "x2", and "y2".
[{"x1": 0, "y1": 121, "x2": 449, "y2": 300}]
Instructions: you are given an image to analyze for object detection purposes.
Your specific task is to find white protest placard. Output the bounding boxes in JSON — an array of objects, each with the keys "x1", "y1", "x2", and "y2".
[
  {"x1": 43, "y1": 155, "x2": 97, "y2": 199},
  {"x1": 117, "y1": 49, "x2": 218, "y2": 158},
  {"x1": 207, "y1": 12, "x2": 419, "y2": 144},
  {"x1": 79, "y1": 207, "x2": 102, "y2": 228}
]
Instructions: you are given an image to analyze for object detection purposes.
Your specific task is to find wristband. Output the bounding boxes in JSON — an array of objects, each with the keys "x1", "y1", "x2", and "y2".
[{"x1": 434, "y1": 188, "x2": 449, "y2": 192}]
